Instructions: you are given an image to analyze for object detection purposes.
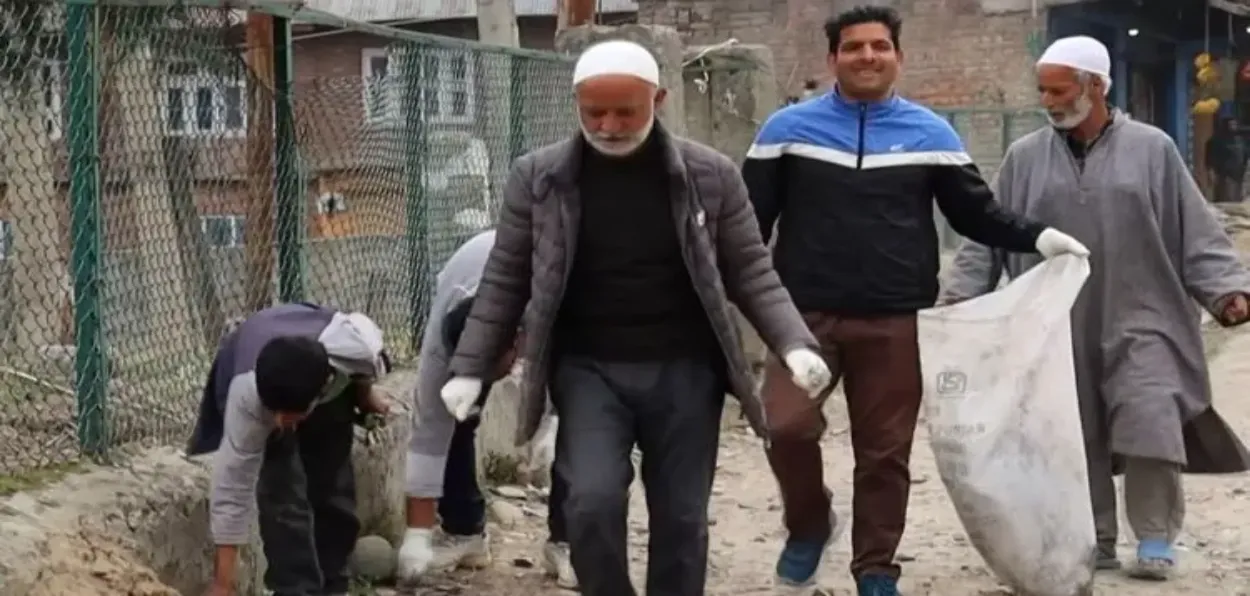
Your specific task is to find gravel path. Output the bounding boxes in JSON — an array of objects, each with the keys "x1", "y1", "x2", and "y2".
[{"x1": 393, "y1": 326, "x2": 1250, "y2": 596}]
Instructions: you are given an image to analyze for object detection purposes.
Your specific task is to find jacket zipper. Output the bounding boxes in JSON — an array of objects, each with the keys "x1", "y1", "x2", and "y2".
[{"x1": 856, "y1": 103, "x2": 867, "y2": 169}]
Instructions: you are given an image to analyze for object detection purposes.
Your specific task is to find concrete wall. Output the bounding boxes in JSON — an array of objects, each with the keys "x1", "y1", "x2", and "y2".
[
  {"x1": 683, "y1": 43, "x2": 778, "y2": 163},
  {"x1": 638, "y1": 0, "x2": 1051, "y2": 109},
  {"x1": 554, "y1": 24, "x2": 688, "y2": 135},
  {"x1": 0, "y1": 369, "x2": 414, "y2": 596}
]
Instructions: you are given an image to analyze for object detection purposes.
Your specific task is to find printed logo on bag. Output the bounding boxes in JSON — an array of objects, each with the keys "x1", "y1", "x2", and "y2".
[{"x1": 936, "y1": 370, "x2": 967, "y2": 397}]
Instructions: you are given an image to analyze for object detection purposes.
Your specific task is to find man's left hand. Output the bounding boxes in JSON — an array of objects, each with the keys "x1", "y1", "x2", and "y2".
[
  {"x1": 1035, "y1": 228, "x2": 1090, "y2": 258},
  {"x1": 1216, "y1": 292, "x2": 1250, "y2": 326},
  {"x1": 783, "y1": 348, "x2": 832, "y2": 398},
  {"x1": 361, "y1": 390, "x2": 392, "y2": 416}
]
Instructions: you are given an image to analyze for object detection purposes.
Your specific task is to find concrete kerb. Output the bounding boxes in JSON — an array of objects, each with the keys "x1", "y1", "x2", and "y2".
[{"x1": 0, "y1": 368, "x2": 417, "y2": 596}]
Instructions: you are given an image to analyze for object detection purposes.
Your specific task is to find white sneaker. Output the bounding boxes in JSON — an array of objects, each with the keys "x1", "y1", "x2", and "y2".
[
  {"x1": 542, "y1": 541, "x2": 578, "y2": 589},
  {"x1": 396, "y1": 528, "x2": 436, "y2": 584},
  {"x1": 429, "y1": 531, "x2": 492, "y2": 570}
]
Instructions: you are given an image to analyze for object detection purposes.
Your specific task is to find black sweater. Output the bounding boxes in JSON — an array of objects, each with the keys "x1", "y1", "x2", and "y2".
[{"x1": 554, "y1": 134, "x2": 717, "y2": 360}]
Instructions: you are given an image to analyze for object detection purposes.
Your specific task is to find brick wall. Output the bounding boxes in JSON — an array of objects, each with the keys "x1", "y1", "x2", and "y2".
[{"x1": 639, "y1": 0, "x2": 1046, "y2": 109}]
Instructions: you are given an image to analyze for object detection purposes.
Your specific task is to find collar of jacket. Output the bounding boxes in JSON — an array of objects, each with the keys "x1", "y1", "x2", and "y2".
[
  {"x1": 1050, "y1": 108, "x2": 1127, "y2": 147},
  {"x1": 542, "y1": 120, "x2": 688, "y2": 195},
  {"x1": 828, "y1": 85, "x2": 901, "y2": 117}
]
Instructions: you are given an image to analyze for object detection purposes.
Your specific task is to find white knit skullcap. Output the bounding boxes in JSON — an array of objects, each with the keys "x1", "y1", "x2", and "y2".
[
  {"x1": 1037, "y1": 35, "x2": 1112, "y2": 96},
  {"x1": 572, "y1": 40, "x2": 660, "y2": 87}
]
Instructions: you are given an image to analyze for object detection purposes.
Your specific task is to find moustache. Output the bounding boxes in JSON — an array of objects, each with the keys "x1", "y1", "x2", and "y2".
[{"x1": 592, "y1": 134, "x2": 638, "y2": 142}]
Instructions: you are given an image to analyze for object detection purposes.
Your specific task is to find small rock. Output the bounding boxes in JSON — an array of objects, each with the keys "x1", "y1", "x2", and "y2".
[
  {"x1": 494, "y1": 485, "x2": 529, "y2": 499},
  {"x1": 489, "y1": 499, "x2": 525, "y2": 528},
  {"x1": 512, "y1": 557, "x2": 535, "y2": 568},
  {"x1": 348, "y1": 534, "x2": 397, "y2": 581}
]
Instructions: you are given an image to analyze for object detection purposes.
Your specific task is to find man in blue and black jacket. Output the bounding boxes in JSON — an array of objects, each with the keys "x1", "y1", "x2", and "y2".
[{"x1": 742, "y1": 6, "x2": 1090, "y2": 595}]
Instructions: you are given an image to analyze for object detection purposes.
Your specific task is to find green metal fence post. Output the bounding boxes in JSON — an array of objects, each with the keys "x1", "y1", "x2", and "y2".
[
  {"x1": 1000, "y1": 112, "x2": 1015, "y2": 160},
  {"x1": 66, "y1": 3, "x2": 108, "y2": 457},
  {"x1": 508, "y1": 56, "x2": 527, "y2": 161},
  {"x1": 401, "y1": 45, "x2": 430, "y2": 351},
  {"x1": 272, "y1": 14, "x2": 304, "y2": 302}
]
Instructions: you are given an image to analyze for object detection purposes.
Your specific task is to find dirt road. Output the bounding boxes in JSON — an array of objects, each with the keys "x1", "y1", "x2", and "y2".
[{"x1": 408, "y1": 325, "x2": 1250, "y2": 596}]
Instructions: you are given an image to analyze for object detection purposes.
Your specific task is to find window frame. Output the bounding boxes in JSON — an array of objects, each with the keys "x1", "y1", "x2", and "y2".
[
  {"x1": 360, "y1": 47, "x2": 476, "y2": 126},
  {"x1": 165, "y1": 62, "x2": 248, "y2": 137},
  {"x1": 199, "y1": 214, "x2": 245, "y2": 248},
  {"x1": 39, "y1": 59, "x2": 64, "y2": 141},
  {"x1": 0, "y1": 219, "x2": 10, "y2": 261}
]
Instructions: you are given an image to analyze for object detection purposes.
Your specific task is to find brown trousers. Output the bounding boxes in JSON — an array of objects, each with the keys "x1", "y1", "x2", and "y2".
[{"x1": 763, "y1": 312, "x2": 922, "y2": 580}]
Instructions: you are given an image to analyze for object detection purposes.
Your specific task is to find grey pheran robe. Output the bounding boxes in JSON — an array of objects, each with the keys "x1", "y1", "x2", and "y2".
[{"x1": 941, "y1": 113, "x2": 1250, "y2": 473}]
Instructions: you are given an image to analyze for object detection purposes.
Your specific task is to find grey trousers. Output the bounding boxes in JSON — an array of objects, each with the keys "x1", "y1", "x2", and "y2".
[
  {"x1": 256, "y1": 393, "x2": 360, "y2": 596},
  {"x1": 1087, "y1": 441, "x2": 1185, "y2": 549},
  {"x1": 551, "y1": 355, "x2": 726, "y2": 596}
]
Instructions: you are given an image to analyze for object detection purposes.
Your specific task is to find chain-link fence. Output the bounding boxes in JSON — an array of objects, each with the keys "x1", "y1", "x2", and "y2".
[{"x1": 0, "y1": 0, "x2": 575, "y2": 475}]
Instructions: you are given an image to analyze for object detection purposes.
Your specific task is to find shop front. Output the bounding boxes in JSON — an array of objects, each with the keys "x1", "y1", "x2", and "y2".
[{"x1": 1048, "y1": 0, "x2": 1250, "y2": 200}]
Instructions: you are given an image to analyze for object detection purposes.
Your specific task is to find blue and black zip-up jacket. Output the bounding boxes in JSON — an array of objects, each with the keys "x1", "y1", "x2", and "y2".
[{"x1": 743, "y1": 91, "x2": 1046, "y2": 314}]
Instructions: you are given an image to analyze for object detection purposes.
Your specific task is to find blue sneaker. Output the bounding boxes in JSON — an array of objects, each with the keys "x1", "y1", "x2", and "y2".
[
  {"x1": 775, "y1": 508, "x2": 843, "y2": 586},
  {"x1": 857, "y1": 574, "x2": 900, "y2": 596},
  {"x1": 775, "y1": 536, "x2": 829, "y2": 586},
  {"x1": 1127, "y1": 539, "x2": 1176, "y2": 581}
]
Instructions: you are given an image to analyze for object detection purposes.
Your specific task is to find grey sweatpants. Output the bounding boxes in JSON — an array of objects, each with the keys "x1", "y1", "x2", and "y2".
[
  {"x1": 1087, "y1": 440, "x2": 1184, "y2": 548},
  {"x1": 552, "y1": 356, "x2": 725, "y2": 596}
]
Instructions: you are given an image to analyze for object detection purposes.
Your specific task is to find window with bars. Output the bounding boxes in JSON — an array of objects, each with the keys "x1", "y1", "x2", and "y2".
[
  {"x1": 361, "y1": 47, "x2": 475, "y2": 125},
  {"x1": 200, "y1": 215, "x2": 245, "y2": 248},
  {"x1": 0, "y1": 220, "x2": 10, "y2": 260},
  {"x1": 165, "y1": 61, "x2": 247, "y2": 136},
  {"x1": 39, "y1": 59, "x2": 64, "y2": 140}
]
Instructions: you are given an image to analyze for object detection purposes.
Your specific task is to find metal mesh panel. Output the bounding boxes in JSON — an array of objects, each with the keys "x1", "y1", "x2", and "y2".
[{"x1": 0, "y1": 0, "x2": 575, "y2": 475}]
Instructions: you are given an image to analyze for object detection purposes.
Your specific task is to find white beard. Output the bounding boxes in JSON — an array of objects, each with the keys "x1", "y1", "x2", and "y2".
[
  {"x1": 580, "y1": 116, "x2": 655, "y2": 157},
  {"x1": 1046, "y1": 94, "x2": 1093, "y2": 130}
]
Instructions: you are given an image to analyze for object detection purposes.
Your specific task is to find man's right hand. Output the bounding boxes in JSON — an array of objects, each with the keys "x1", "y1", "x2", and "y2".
[
  {"x1": 203, "y1": 583, "x2": 234, "y2": 596},
  {"x1": 207, "y1": 545, "x2": 238, "y2": 596},
  {"x1": 441, "y1": 376, "x2": 483, "y2": 421}
]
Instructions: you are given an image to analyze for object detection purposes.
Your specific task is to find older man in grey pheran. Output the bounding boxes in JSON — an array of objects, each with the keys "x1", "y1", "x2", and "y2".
[{"x1": 941, "y1": 35, "x2": 1250, "y2": 581}]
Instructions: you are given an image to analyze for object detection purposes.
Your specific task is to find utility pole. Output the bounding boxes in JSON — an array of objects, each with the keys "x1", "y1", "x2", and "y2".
[
  {"x1": 244, "y1": 11, "x2": 276, "y2": 311},
  {"x1": 557, "y1": 0, "x2": 596, "y2": 33},
  {"x1": 476, "y1": 0, "x2": 519, "y2": 47}
]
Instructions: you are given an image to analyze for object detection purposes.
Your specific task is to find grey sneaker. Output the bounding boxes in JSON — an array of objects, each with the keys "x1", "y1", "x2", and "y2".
[
  {"x1": 429, "y1": 531, "x2": 492, "y2": 570},
  {"x1": 542, "y1": 540, "x2": 578, "y2": 589}
]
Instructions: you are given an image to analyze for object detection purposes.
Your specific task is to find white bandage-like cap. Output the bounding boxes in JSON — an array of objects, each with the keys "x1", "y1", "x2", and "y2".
[
  {"x1": 572, "y1": 40, "x2": 660, "y2": 87},
  {"x1": 1037, "y1": 35, "x2": 1112, "y2": 96}
]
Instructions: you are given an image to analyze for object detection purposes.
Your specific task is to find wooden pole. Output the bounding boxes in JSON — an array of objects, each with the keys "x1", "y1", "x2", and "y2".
[
  {"x1": 557, "y1": 0, "x2": 596, "y2": 33},
  {"x1": 244, "y1": 11, "x2": 276, "y2": 311}
]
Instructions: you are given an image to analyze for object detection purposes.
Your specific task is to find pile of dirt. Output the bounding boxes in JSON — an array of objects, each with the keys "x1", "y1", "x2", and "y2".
[{"x1": 28, "y1": 531, "x2": 178, "y2": 596}]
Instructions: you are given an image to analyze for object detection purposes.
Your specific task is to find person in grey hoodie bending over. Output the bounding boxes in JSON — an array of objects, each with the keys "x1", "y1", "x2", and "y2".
[
  {"x1": 186, "y1": 303, "x2": 392, "y2": 596},
  {"x1": 397, "y1": 230, "x2": 576, "y2": 589}
]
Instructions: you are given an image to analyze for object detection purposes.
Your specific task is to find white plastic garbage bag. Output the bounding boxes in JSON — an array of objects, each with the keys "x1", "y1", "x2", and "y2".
[{"x1": 919, "y1": 255, "x2": 1096, "y2": 596}]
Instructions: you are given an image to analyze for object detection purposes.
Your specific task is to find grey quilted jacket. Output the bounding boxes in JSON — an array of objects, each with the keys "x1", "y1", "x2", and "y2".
[{"x1": 449, "y1": 127, "x2": 817, "y2": 445}]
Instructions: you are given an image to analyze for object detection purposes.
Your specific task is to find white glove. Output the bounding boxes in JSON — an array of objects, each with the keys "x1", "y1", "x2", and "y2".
[
  {"x1": 1035, "y1": 228, "x2": 1089, "y2": 258},
  {"x1": 440, "y1": 376, "x2": 483, "y2": 421},
  {"x1": 396, "y1": 527, "x2": 435, "y2": 584},
  {"x1": 783, "y1": 348, "x2": 832, "y2": 398}
]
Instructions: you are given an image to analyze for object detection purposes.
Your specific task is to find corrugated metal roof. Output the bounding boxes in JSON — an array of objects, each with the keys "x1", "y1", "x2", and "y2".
[
  {"x1": 1211, "y1": 0, "x2": 1250, "y2": 16},
  {"x1": 300, "y1": 0, "x2": 638, "y2": 22}
]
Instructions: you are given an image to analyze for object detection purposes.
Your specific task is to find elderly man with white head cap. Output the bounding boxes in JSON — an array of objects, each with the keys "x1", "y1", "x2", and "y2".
[
  {"x1": 437, "y1": 39, "x2": 831, "y2": 595},
  {"x1": 942, "y1": 35, "x2": 1250, "y2": 581}
]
